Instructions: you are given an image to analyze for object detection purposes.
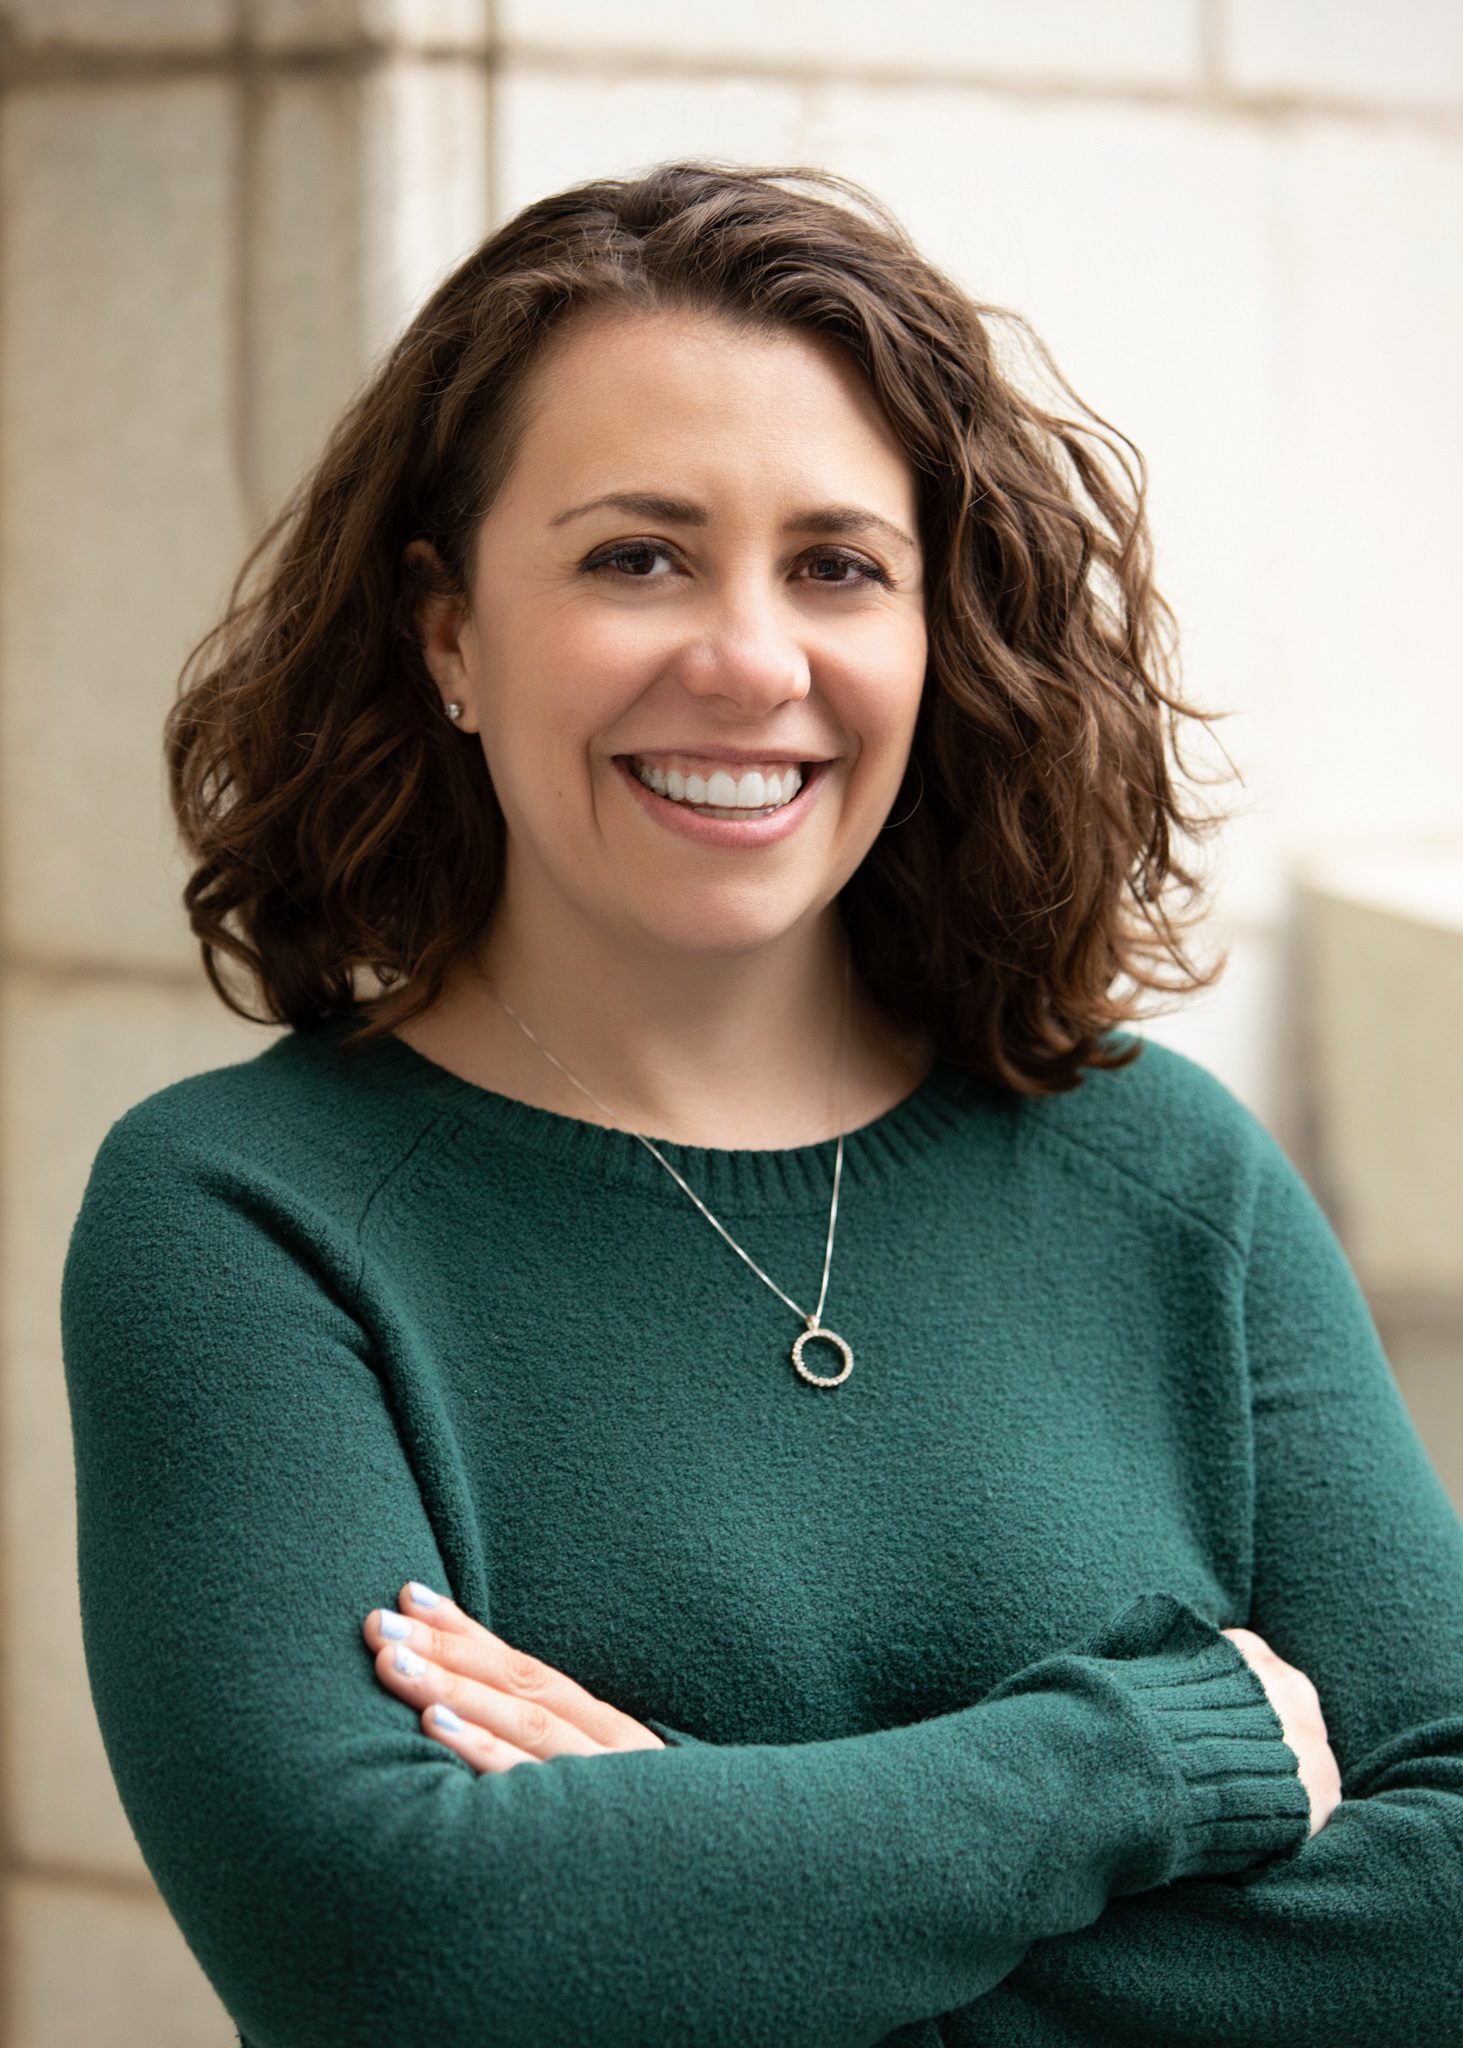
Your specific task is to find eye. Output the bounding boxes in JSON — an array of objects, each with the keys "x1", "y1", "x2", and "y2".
[
  {"x1": 802, "y1": 549, "x2": 892, "y2": 589},
  {"x1": 585, "y1": 541, "x2": 673, "y2": 580},
  {"x1": 582, "y1": 541, "x2": 893, "y2": 588}
]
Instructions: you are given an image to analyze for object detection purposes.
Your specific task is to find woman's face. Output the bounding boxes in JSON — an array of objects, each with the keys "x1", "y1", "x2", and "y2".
[{"x1": 428, "y1": 304, "x2": 927, "y2": 963}]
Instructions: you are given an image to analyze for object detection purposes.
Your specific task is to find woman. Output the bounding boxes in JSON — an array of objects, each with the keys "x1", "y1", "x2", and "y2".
[{"x1": 61, "y1": 162, "x2": 1463, "y2": 2046}]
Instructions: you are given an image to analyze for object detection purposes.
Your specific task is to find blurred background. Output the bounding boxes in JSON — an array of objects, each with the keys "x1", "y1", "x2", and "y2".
[{"x1": 2, "y1": 2, "x2": 1460, "y2": 2038}]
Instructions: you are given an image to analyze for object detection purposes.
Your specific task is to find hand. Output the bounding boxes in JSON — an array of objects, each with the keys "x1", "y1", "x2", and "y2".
[
  {"x1": 1220, "y1": 1626, "x2": 1342, "y2": 1839},
  {"x1": 363, "y1": 1580, "x2": 669, "y2": 1774}
]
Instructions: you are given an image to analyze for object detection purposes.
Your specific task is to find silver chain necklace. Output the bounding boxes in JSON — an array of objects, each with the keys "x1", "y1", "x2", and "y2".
[{"x1": 479, "y1": 949, "x2": 856, "y2": 1389}]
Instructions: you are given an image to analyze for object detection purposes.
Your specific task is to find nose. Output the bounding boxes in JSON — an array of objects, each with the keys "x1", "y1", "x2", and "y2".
[{"x1": 671, "y1": 584, "x2": 812, "y2": 715}]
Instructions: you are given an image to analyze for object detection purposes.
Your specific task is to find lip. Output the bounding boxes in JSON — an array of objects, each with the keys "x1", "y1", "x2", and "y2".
[
  {"x1": 624, "y1": 745, "x2": 830, "y2": 767},
  {"x1": 612, "y1": 754, "x2": 832, "y2": 849}
]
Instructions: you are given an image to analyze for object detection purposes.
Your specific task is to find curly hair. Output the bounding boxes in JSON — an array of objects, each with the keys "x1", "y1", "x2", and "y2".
[{"x1": 165, "y1": 158, "x2": 1240, "y2": 1097}]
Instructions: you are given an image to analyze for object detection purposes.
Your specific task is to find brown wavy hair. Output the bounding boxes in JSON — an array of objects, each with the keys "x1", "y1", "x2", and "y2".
[{"x1": 165, "y1": 158, "x2": 1241, "y2": 1097}]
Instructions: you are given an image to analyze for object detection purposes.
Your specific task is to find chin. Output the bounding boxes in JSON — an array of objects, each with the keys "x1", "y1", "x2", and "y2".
[{"x1": 623, "y1": 895, "x2": 822, "y2": 958}]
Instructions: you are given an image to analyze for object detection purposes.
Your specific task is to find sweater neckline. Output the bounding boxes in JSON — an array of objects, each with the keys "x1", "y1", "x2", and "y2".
[{"x1": 315, "y1": 1010, "x2": 994, "y2": 1213}]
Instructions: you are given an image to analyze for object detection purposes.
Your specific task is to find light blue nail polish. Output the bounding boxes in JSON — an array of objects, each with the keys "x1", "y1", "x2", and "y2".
[
  {"x1": 393, "y1": 1644, "x2": 426, "y2": 1677},
  {"x1": 379, "y1": 1612, "x2": 413, "y2": 1640},
  {"x1": 407, "y1": 1581, "x2": 441, "y2": 1607},
  {"x1": 432, "y1": 1703, "x2": 463, "y2": 1730}
]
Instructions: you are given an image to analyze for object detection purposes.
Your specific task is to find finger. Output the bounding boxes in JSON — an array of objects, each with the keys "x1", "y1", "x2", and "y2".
[
  {"x1": 390, "y1": 1583, "x2": 654, "y2": 1751},
  {"x1": 366, "y1": 1629, "x2": 610, "y2": 1759},
  {"x1": 421, "y1": 1699, "x2": 542, "y2": 1776}
]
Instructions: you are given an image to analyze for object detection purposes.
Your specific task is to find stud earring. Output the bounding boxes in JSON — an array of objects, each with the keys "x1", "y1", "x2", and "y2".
[{"x1": 445, "y1": 700, "x2": 463, "y2": 722}]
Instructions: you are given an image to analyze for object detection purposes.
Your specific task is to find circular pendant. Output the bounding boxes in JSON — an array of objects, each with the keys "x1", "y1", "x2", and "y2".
[{"x1": 791, "y1": 1322, "x2": 854, "y2": 1388}]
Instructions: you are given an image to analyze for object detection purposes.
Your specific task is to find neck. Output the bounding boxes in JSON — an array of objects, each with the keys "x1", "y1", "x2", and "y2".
[{"x1": 389, "y1": 899, "x2": 933, "y2": 1150}]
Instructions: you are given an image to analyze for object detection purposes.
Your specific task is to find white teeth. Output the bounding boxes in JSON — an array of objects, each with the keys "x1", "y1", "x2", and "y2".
[{"x1": 631, "y1": 760, "x2": 804, "y2": 811}]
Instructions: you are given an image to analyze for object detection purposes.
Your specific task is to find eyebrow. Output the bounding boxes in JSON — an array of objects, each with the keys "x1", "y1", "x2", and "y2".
[{"x1": 548, "y1": 491, "x2": 919, "y2": 556}]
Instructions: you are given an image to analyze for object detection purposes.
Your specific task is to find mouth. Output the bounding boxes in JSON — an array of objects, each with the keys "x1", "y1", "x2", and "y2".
[
  {"x1": 619, "y1": 754, "x2": 819, "y2": 817},
  {"x1": 610, "y1": 754, "x2": 833, "y2": 846}
]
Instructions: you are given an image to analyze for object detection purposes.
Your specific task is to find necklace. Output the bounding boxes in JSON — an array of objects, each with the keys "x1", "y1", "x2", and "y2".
[{"x1": 479, "y1": 950, "x2": 857, "y2": 1389}]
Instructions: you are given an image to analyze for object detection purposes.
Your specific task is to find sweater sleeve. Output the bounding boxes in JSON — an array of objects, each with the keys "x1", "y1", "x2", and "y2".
[
  {"x1": 60, "y1": 1115, "x2": 1308, "y2": 2048},
  {"x1": 957, "y1": 1124, "x2": 1463, "y2": 2046},
  {"x1": 643, "y1": 1717, "x2": 706, "y2": 1746}
]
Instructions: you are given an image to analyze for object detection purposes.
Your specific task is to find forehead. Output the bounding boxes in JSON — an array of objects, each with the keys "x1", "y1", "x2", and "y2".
[{"x1": 506, "y1": 305, "x2": 914, "y2": 503}]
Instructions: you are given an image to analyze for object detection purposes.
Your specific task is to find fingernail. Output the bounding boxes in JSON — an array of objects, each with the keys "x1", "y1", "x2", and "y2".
[
  {"x1": 378, "y1": 1612, "x2": 413, "y2": 1641},
  {"x1": 432, "y1": 1703, "x2": 463, "y2": 1730},
  {"x1": 407, "y1": 1582, "x2": 441, "y2": 1607},
  {"x1": 393, "y1": 1644, "x2": 426, "y2": 1677}
]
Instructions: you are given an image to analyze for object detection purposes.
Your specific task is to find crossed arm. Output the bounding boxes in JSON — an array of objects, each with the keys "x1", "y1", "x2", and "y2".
[
  {"x1": 348, "y1": 1127, "x2": 1463, "y2": 2047},
  {"x1": 60, "y1": 1116, "x2": 1463, "y2": 2046}
]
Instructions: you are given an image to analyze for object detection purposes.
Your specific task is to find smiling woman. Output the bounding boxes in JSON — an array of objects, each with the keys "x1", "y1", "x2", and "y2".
[
  {"x1": 59, "y1": 160, "x2": 1463, "y2": 2048},
  {"x1": 155, "y1": 160, "x2": 1234, "y2": 1115}
]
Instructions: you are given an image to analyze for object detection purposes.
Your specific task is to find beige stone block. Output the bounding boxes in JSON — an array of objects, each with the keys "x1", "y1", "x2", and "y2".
[
  {"x1": 493, "y1": 63, "x2": 804, "y2": 221},
  {"x1": 252, "y1": 0, "x2": 490, "y2": 47},
  {"x1": 1260, "y1": 122, "x2": 1463, "y2": 856},
  {"x1": 249, "y1": 72, "x2": 371, "y2": 511},
  {"x1": 1, "y1": 0, "x2": 231, "y2": 44},
  {"x1": 498, "y1": 0, "x2": 1202, "y2": 87},
  {"x1": 1222, "y1": 0, "x2": 1463, "y2": 110},
  {"x1": 0, "y1": 83, "x2": 249, "y2": 971},
  {"x1": 1297, "y1": 838, "x2": 1463, "y2": 1295},
  {"x1": 358, "y1": 60, "x2": 491, "y2": 353},
  {"x1": 2, "y1": 972, "x2": 283, "y2": 1871},
  {"x1": 8, "y1": 1877, "x2": 236, "y2": 2048},
  {"x1": 249, "y1": 61, "x2": 489, "y2": 509}
]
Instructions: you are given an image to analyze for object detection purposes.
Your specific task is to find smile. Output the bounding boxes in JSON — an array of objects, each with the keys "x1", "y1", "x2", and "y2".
[
  {"x1": 611, "y1": 754, "x2": 832, "y2": 849},
  {"x1": 629, "y1": 757, "x2": 804, "y2": 816}
]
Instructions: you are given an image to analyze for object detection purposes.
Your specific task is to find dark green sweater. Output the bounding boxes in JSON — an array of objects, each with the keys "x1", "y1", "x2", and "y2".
[{"x1": 59, "y1": 1014, "x2": 1463, "y2": 2046}]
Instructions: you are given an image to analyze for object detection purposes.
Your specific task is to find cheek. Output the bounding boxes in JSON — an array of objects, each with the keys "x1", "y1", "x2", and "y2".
[
  {"x1": 537, "y1": 598, "x2": 661, "y2": 680},
  {"x1": 530, "y1": 617, "x2": 662, "y2": 748},
  {"x1": 841, "y1": 659, "x2": 925, "y2": 760},
  {"x1": 840, "y1": 611, "x2": 925, "y2": 716}
]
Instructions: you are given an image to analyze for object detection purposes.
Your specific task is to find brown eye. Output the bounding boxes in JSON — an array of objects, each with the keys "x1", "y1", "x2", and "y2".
[
  {"x1": 803, "y1": 550, "x2": 891, "y2": 588},
  {"x1": 584, "y1": 542, "x2": 674, "y2": 579}
]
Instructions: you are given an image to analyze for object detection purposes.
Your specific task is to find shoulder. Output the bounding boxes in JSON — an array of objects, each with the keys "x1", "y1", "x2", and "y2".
[
  {"x1": 74, "y1": 1018, "x2": 453, "y2": 1246},
  {"x1": 60, "y1": 1024, "x2": 459, "y2": 1406},
  {"x1": 1011, "y1": 1029, "x2": 1278, "y2": 1259}
]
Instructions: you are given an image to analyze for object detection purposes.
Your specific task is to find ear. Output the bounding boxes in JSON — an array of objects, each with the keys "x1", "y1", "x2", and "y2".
[{"x1": 403, "y1": 539, "x2": 476, "y2": 726}]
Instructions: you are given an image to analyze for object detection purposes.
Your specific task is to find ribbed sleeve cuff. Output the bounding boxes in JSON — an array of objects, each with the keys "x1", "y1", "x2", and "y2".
[{"x1": 1074, "y1": 1591, "x2": 1312, "y2": 1885}]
